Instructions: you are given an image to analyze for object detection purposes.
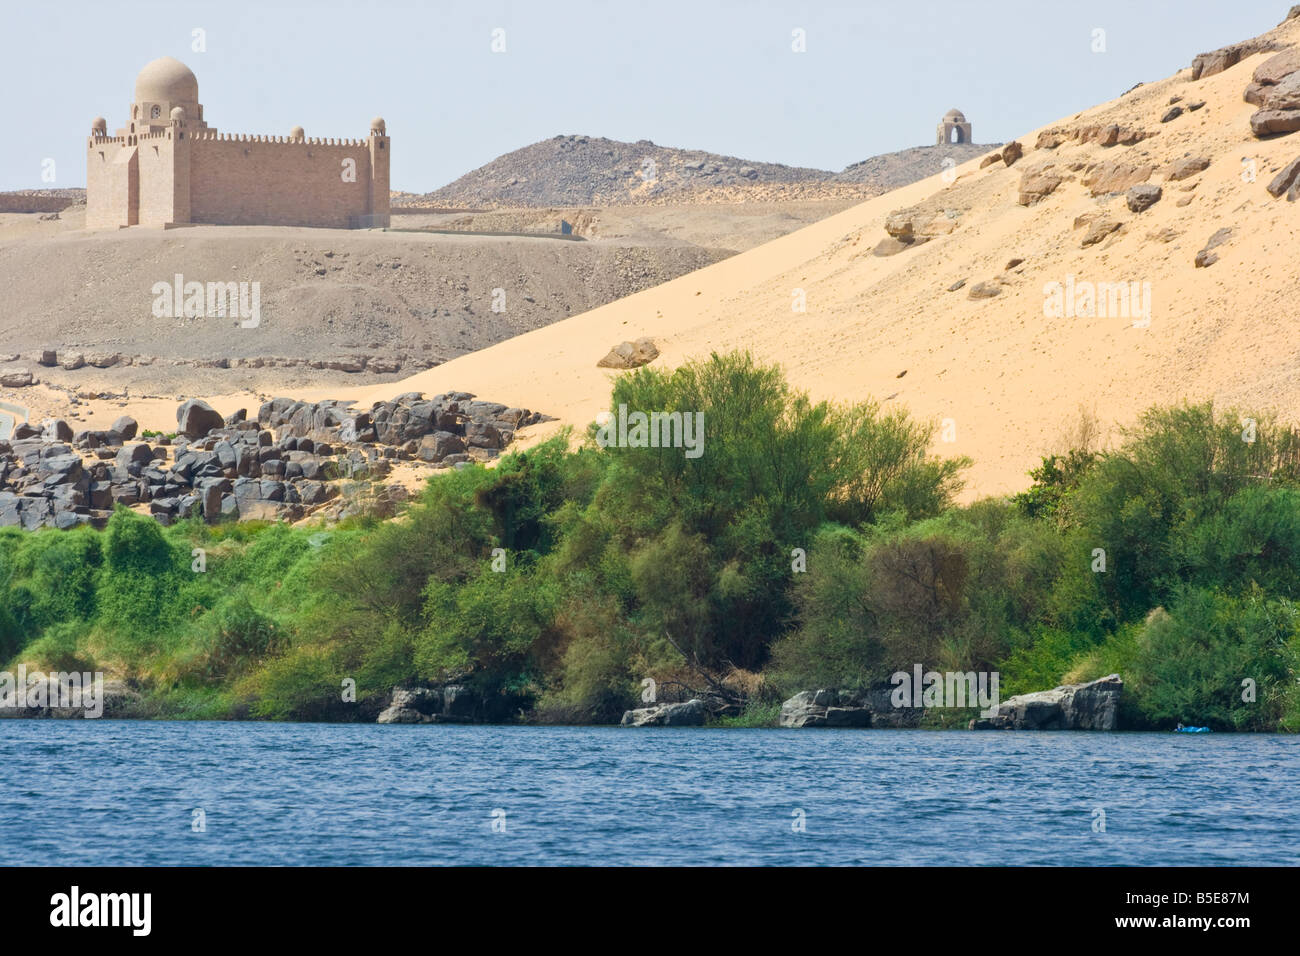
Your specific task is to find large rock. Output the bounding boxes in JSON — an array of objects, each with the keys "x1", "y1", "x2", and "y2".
[
  {"x1": 376, "y1": 685, "x2": 482, "y2": 724},
  {"x1": 779, "y1": 690, "x2": 869, "y2": 728},
  {"x1": 1268, "y1": 156, "x2": 1300, "y2": 199},
  {"x1": 1083, "y1": 160, "x2": 1153, "y2": 196},
  {"x1": 1263, "y1": 71, "x2": 1300, "y2": 112},
  {"x1": 597, "y1": 337, "x2": 659, "y2": 370},
  {"x1": 620, "y1": 698, "x2": 706, "y2": 727},
  {"x1": 111, "y1": 415, "x2": 138, "y2": 440},
  {"x1": 1164, "y1": 156, "x2": 1211, "y2": 182},
  {"x1": 1253, "y1": 48, "x2": 1300, "y2": 87},
  {"x1": 1017, "y1": 165, "x2": 1063, "y2": 206},
  {"x1": 1251, "y1": 109, "x2": 1300, "y2": 137},
  {"x1": 1126, "y1": 183, "x2": 1163, "y2": 212},
  {"x1": 969, "y1": 674, "x2": 1123, "y2": 730},
  {"x1": 0, "y1": 370, "x2": 34, "y2": 388},
  {"x1": 176, "y1": 399, "x2": 225, "y2": 439}
]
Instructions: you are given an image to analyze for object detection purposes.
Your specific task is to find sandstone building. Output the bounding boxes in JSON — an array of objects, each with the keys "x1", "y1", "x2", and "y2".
[
  {"x1": 936, "y1": 108, "x2": 972, "y2": 145},
  {"x1": 86, "y1": 57, "x2": 389, "y2": 230}
]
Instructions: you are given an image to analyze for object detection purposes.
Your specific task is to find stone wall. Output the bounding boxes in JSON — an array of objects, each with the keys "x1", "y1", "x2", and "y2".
[{"x1": 188, "y1": 134, "x2": 387, "y2": 228}]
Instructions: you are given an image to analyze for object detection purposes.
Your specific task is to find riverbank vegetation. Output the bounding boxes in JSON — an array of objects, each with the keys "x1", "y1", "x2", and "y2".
[{"x1": 2, "y1": 352, "x2": 1298, "y2": 730}]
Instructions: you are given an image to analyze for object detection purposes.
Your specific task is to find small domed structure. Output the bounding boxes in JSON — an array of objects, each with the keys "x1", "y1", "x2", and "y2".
[
  {"x1": 170, "y1": 106, "x2": 186, "y2": 123},
  {"x1": 290, "y1": 125, "x2": 305, "y2": 141},
  {"x1": 936, "y1": 108, "x2": 973, "y2": 145},
  {"x1": 370, "y1": 116, "x2": 386, "y2": 134},
  {"x1": 91, "y1": 116, "x2": 107, "y2": 134},
  {"x1": 135, "y1": 57, "x2": 199, "y2": 106}
]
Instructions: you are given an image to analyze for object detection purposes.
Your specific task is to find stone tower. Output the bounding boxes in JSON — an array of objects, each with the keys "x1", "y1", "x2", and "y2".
[{"x1": 936, "y1": 109, "x2": 972, "y2": 145}]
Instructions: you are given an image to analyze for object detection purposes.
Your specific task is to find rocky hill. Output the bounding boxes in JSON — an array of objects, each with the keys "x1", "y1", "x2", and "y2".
[
  {"x1": 0, "y1": 188, "x2": 85, "y2": 214},
  {"x1": 413, "y1": 135, "x2": 1003, "y2": 208},
  {"x1": 417, "y1": 135, "x2": 836, "y2": 207},
  {"x1": 834, "y1": 143, "x2": 999, "y2": 189}
]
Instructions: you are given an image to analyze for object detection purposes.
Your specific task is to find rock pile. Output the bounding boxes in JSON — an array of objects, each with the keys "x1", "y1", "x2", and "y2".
[
  {"x1": 778, "y1": 687, "x2": 921, "y2": 729},
  {"x1": 0, "y1": 392, "x2": 546, "y2": 530}
]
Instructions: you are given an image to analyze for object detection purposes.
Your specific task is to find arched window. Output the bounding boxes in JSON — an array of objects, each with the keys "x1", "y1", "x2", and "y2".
[{"x1": 151, "y1": 105, "x2": 162, "y2": 119}]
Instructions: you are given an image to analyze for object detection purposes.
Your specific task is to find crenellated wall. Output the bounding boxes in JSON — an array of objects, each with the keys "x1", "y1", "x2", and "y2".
[
  {"x1": 86, "y1": 126, "x2": 389, "y2": 229},
  {"x1": 187, "y1": 132, "x2": 388, "y2": 228}
]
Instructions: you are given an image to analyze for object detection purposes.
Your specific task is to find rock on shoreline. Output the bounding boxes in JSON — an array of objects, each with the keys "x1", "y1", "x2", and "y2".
[
  {"x1": 779, "y1": 686, "x2": 921, "y2": 729},
  {"x1": 620, "y1": 699, "x2": 706, "y2": 727},
  {"x1": 968, "y1": 674, "x2": 1123, "y2": 731},
  {"x1": 376, "y1": 686, "x2": 480, "y2": 724},
  {"x1": 777, "y1": 674, "x2": 1123, "y2": 730},
  {"x1": 0, "y1": 678, "x2": 140, "y2": 718}
]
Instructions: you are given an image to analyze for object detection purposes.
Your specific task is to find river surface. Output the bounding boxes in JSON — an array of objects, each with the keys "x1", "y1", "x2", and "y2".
[{"x1": 1, "y1": 722, "x2": 1295, "y2": 865}]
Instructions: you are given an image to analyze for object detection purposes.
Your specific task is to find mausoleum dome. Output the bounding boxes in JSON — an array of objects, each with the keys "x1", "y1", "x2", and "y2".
[
  {"x1": 944, "y1": 108, "x2": 967, "y2": 123},
  {"x1": 135, "y1": 57, "x2": 199, "y2": 106}
]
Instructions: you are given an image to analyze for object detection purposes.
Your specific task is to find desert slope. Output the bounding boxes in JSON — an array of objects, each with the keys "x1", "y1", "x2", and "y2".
[{"x1": 307, "y1": 13, "x2": 1300, "y2": 499}]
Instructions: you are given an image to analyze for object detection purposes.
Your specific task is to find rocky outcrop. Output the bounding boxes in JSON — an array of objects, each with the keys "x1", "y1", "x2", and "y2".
[
  {"x1": 1081, "y1": 219, "x2": 1123, "y2": 248},
  {"x1": 376, "y1": 685, "x2": 481, "y2": 724},
  {"x1": 1035, "y1": 123, "x2": 1148, "y2": 151},
  {"x1": 1083, "y1": 160, "x2": 1154, "y2": 197},
  {"x1": 1267, "y1": 155, "x2": 1300, "y2": 199},
  {"x1": 620, "y1": 698, "x2": 706, "y2": 727},
  {"x1": 597, "y1": 337, "x2": 660, "y2": 370},
  {"x1": 1164, "y1": 156, "x2": 1211, "y2": 182},
  {"x1": 1191, "y1": 37, "x2": 1282, "y2": 81},
  {"x1": 878, "y1": 199, "x2": 967, "y2": 250},
  {"x1": 968, "y1": 674, "x2": 1122, "y2": 730},
  {"x1": 0, "y1": 391, "x2": 549, "y2": 530},
  {"x1": 0, "y1": 677, "x2": 141, "y2": 719},
  {"x1": 778, "y1": 687, "x2": 921, "y2": 729},
  {"x1": 1017, "y1": 164, "x2": 1064, "y2": 206},
  {"x1": 1251, "y1": 108, "x2": 1300, "y2": 137},
  {"x1": 1195, "y1": 227, "x2": 1233, "y2": 268}
]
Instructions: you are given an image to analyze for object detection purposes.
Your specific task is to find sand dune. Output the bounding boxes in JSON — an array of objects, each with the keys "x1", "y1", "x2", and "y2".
[{"x1": 284, "y1": 15, "x2": 1300, "y2": 499}]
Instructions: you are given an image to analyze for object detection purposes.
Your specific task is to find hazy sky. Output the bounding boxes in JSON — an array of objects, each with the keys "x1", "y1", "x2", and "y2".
[{"x1": 2, "y1": 0, "x2": 1280, "y2": 192}]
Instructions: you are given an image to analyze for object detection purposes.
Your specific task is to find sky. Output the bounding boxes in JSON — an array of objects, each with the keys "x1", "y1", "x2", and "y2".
[{"x1": 1, "y1": 0, "x2": 1281, "y2": 192}]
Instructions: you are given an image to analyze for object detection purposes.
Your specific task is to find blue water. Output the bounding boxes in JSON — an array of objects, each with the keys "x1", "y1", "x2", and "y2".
[{"x1": 1, "y1": 722, "x2": 1296, "y2": 865}]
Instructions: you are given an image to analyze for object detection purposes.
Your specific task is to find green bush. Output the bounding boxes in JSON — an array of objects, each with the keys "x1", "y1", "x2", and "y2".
[{"x1": 1127, "y1": 589, "x2": 1297, "y2": 730}]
